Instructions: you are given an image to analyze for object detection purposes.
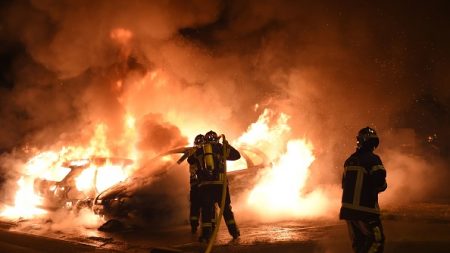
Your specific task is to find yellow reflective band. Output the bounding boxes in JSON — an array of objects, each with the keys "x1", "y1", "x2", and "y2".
[
  {"x1": 371, "y1": 165, "x2": 385, "y2": 173},
  {"x1": 342, "y1": 203, "x2": 380, "y2": 214},
  {"x1": 226, "y1": 219, "x2": 236, "y2": 225},
  {"x1": 374, "y1": 226, "x2": 382, "y2": 242},
  {"x1": 345, "y1": 166, "x2": 368, "y2": 174},
  {"x1": 202, "y1": 223, "x2": 213, "y2": 227},
  {"x1": 353, "y1": 168, "x2": 364, "y2": 206},
  {"x1": 368, "y1": 242, "x2": 381, "y2": 253},
  {"x1": 190, "y1": 216, "x2": 198, "y2": 220},
  {"x1": 199, "y1": 180, "x2": 225, "y2": 186}
]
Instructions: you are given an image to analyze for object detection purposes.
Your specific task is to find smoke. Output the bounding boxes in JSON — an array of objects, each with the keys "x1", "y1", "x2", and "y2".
[
  {"x1": 1, "y1": 0, "x2": 449, "y2": 227},
  {"x1": 137, "y1": 113, "x2": 188, "y2": 153},
  {"x1": 7, "y1": 208, "x2": 102, "y2": 236}
]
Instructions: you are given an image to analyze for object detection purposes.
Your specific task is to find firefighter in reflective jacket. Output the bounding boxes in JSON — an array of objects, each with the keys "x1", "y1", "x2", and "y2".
[
  {"x1": 340, "y1": 127, "x2": 387, "y2": 253},
  {"x1": 188, "y1": 130, "x2": 241, "y2": 242},
  {"x1": 187, "y1": 134, "x2": 205, "y2": 234}
]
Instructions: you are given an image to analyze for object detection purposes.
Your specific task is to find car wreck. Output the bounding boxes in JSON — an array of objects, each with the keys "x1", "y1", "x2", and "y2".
[
  {"x1": 30, "y1": 146, "x2": 268, "y2": 231},
  {"x1": 33, "y1": 157, "x2": 133, "y2": 211}
]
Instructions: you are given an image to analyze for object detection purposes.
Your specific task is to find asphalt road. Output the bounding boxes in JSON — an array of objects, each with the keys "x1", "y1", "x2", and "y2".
[{"x1": 0, "y1": 202, "x2": 449, "y2": 253}]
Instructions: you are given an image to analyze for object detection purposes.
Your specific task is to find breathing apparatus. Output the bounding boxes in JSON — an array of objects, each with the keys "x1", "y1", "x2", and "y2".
[
  {"x1": 203, "y1": 131, "x2": 219, "y2": 176},
  {"x1": 204, "y1": 133, "x2": 229, "y2": 253},
  {"x1": 202, "y1": 143, "x2": 215, "y2": 174}
]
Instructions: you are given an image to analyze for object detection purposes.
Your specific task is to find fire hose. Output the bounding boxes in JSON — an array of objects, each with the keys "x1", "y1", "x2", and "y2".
[{"x1": 204, "y1": 134, "x2": 229, "y2": 253}]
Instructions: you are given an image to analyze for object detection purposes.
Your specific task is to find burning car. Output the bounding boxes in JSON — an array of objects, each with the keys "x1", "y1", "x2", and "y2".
[
  {"x1": 23, "y1": 142, "x2": 268, "y2": 231},
  {"x1": 33, "y1": 157, "x2": 133, "y2": 211},
  {"x1": 92, "y1": 146, "x2": 269, "y2": 227}
]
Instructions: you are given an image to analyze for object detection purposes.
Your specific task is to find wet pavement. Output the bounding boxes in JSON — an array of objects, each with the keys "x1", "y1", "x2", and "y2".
[{"x1": 1, "y1": 202, "x2": 450, "y2": 253}]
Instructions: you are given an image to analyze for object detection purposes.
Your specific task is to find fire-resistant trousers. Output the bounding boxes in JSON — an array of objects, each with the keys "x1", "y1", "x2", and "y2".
[
  {"x1": 346, "y1": 218, "x2": 385, "y2": 253},
  {"x1": 199, "y1": 184, "x2": 216, "y2": 240},
  {"x1": 216, "y1": 185, "x2": 239, "y2": 238},
  {"x1": 199, "y1": 184, "x2": 239, "y2": 240},
  {"x1": 189, "y1": 185, "x2": 201, "y2": 232}
]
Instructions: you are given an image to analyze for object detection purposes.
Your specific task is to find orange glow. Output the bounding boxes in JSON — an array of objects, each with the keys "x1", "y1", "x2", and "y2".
[
  {"x1": 123, "y1": 114, "x2": 138, "y2": 160},
  {"x1": 96, "y1": 163, "x2": 128, "y2": 192},
  {"x1": 24, "y1": 151, "x2": 63, "y2": 180},
  {"x1": 0, "y1": 177, "x2": 46, "y2": 219},
  {"x1": 233, "y1": 108, "x2": 329, "y2": 219},
  {"x1": 110, "y1": 28, "x2": 133, "y2": 45},
  {"x1": 125, "y1": 114, "x2": 136, "y2": 129},
  {"x1": 247, "y1": 140, "x2": 321, "y2": 217},
  {"x1": 1, "y1": 115, "x2": 138, "y2": 219},
  {"x1": 0, "y1": 66, "x2": 329, "y2": 222},
  {"x1": 235, "y1": 108, "x2": 291, "y2": 161},
  {"x1": 75, "y1": 166, "x2": 96, "y2": 192},
  {"x1": 74, "y1": 163, "x2": 129, "y2": 193}
]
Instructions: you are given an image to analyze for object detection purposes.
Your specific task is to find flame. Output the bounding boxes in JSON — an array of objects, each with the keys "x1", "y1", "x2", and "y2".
[
  {"x1": 95, "y1": 163, "x2": 128, "y2": 192},
  {"x1": 234, "y1": 108, "x2": 329, "y2": 219},
  {"x1": 75, "y1": 166, "x2": 96, "y2": 192},
  {"x1": 1, "y1": 177, "x2": 46, "y2": 219},
  {"x1": 0, "y1": 152, "x2": 63, "y2": 219},
  {"x1": 247, "y1": 140, "x2": 320, "y2": 216},
  {"x1": 0, "y1": 65, "x2": 331, "y2": 222},
  {"x1": 123, "y1": 114, "x2": 138, "y2": 160},
  {"x1": 125, "y1": 114, "x2": 136, "y2": 129},
  {"x1": 74, "y1": 162, "x2": 129, "y2": 193},
  {"x1": 110, "y1": 28, "x2": 133, "y2": 45},
  {"x1": 1, "y1": 116, "x2": 138, "y2": 219},
  {"x1": 227, "y1": 109, "x2": 290, "y2": 172},
  {"x1": 236, "y1": 109, "x2": 291, "y2": 161}
]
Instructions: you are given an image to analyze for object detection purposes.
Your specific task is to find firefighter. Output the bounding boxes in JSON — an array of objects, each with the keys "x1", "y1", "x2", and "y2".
[
  {"x1": 340, "y1": 127, "x2": 387, "y2": 253},
  {"x1": 187, "y1": 134, "x2": 205, "y2": 234},
  {"x1": 189, "y1": 130, "x2": 241, "y2": 242}
]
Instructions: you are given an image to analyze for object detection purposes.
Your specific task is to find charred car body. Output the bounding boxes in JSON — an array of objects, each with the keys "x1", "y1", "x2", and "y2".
[
  {"x1": 33, "y1": 147, "x2": 267, "y2": 228},
  {"x1": 34, "y1": 157, "x2": 133, "y2": 211},
  {"x1": 92, "y1": 146, "x2": 268, "y2": 226}
]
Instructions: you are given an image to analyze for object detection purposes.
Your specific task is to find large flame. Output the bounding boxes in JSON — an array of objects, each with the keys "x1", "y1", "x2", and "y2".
[
  {"x1": 235, "y1": 108, "x2": 330, "y2": 219},
  {"x1": 247, "y1": 139, "x2": 322, "y2": 217},
  {"x1": 0, "y1": 152, "x2": 62, "y2": 219},
  {"x1": 0, "y1": 66, "x2": 330, "y2": 222},
  {"x1": 0, "y1": 177, "x2": 46, "y2": 219},
  {"x1": 0, "y1": 117, "x2": 137, "y2": 219}
]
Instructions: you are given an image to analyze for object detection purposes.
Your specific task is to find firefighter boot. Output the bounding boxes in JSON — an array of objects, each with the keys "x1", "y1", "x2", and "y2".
[
  {"x1": 190, "y1": 217, "x2": 199, "y2": 234},
  {"x1": 227, "y1": 223, "x2": 240, "y2": 239},
  {"x1": 199, "y1": 225, "x2": 212, "y2": 243},
  {"x1": 191, "y1": 225, "x2": 197, "y2": 234}
]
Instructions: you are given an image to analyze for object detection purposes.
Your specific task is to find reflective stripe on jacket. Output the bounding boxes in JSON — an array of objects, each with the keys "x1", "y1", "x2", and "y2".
[{"x1": 340, "y1": 148, "x2": 387, "y2": 220}]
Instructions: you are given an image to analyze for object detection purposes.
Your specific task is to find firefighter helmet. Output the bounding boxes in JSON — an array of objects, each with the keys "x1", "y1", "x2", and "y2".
[
  {"x1": 205, "y1": 130, "x2": 219, "y2": 143},
  {"x1": 357, "y1": 127, "x2": 379, "y2": 149},
  {"x1": 194, "y1": 134, "x2": 205, "y2": 146}
]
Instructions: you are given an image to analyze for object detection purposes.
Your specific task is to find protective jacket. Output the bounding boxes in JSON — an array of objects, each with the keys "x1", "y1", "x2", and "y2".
[{"x1": 340, "y1": 147, "x2": 387, "y2": 220}]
